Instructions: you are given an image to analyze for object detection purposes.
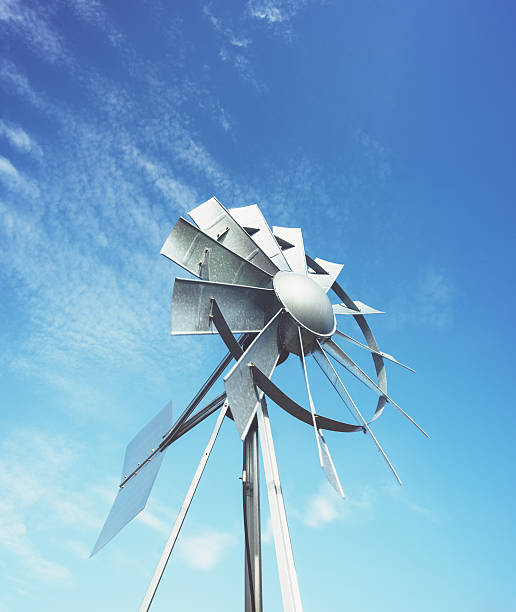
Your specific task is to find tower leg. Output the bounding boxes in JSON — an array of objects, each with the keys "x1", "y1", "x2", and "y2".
[{"x1": 243, "y1": 417, "x2": 262, "y2": 612}]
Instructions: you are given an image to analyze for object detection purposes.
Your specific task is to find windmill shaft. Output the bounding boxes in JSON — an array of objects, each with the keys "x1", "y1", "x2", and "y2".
[{"x1": 243, "y1": 419, "x2": 262, "y2": 612}]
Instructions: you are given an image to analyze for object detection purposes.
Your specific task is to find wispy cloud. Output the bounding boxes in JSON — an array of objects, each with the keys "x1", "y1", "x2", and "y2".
[
  {"x1": 386, "y1": 266, "x2": 454, "y2": 331},
  {"x1": 303, "y1": 482, "x2": 373, "y2": 529},
  {"x1": 0, "y1": 118, "x2": 40, "y2": 154},
  {"x1": 178, "y1": 529, "x2": 236, "y2": 570}
]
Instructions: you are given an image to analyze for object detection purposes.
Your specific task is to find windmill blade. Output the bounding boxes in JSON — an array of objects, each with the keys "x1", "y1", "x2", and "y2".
[
  {"x1": 272, "y1": 227, "x2": 307, "y2": 275},
  {"x1": 91, "y1": 402, "x2": 174, "y2": 555},
  {"x1": 161, "y1": 217, "x2": 273, "y2": 288},
  {"x1": 334, "y1": 329, "x2": 415, "y2": 373},
  {"x1": 229, "y1": 204, "x2": 291, "y2": 271},
  {"x1": 298, "y1": 328, "x2": 344, "y2": 497},
  {"x1": 323, "y1": 339, "x2": 429, "y2": 438},
  {"x1": 171, "y1": 277, "x2": 279, "y2": 335},
  {"x1": 224, "y1": 309, "x2": 283, "y2": 439},
  {"x1": 188, "y1": 197, "x2": 278, "y2": 275},
  {"x1": 307, "y1": 257, "x2": 344, "y2": 293},
  {"x1": 333, "y1": 301, "x2": 385, "y2": 315},
  {"x1": 313, "y1": 342, "x2": 402, "y2": 485}
]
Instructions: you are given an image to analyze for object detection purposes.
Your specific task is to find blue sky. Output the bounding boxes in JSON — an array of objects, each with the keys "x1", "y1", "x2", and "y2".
[{"x1": 1, "y1": 1, "x2": 515, "y2": 610}]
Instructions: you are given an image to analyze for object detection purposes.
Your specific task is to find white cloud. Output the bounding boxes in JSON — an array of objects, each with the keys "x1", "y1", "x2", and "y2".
[
  {"x1": 303, "y1": 482, "x2": 373, "y2": 529},
  {"x1": 0, "y1": 0, "x2": 66, "y2": 64},
  {"x1": 0, "y1": 119, "x2": 39, "y2": 154},
  {"x1": 179, "y1": 529, "x2": 236, "y2": 570},
  {"x1": 0, "y1": 154, "x2": 40, "y2": 196}
]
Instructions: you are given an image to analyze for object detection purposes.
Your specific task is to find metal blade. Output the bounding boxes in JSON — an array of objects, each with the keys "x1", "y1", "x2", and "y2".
[
  {"x1": 307, "y1": 258, "x2": 344, "y2": 293},
  {"x1": 298, "y1": 328, "x2": 344, "y2": 498},
  {"x1": 229, "y1": 204, "x2": 291, "y2": 271},
  {"x1": 334, "y1": 330, "x2": 415, "y2": 373},
  {"x1": 272, "y1": 227, "x2": 307, "y2": 275},
  {"x1": 188, "y1": 197, "x2": 278, "y2": 275},
  {"x1": 313, "y1": 341, "x2": 402, "y2": 485},
  {"x1": 161, "y1": 217, "x2": 273, "y2": 288},
  {"x1": 91, "y1": 450, "x2": 166, "y2": 556},
  {"x1": 323, "y1": 339, "x2": 429, "y2": 438},
  {"x1": 224, "y1": 309, "x2": 283, "y2": 439},
  {"x1": 333, "y1": 301, "x2": 385, "y2": 315},
  {"x1": 170, "y1": 277, "x2": 278, "y2": 335}
]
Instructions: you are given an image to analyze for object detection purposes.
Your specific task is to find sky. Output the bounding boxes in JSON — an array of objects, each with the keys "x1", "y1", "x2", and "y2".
[{"x1": 1, "y1": 0, "x2": 515, "y2": 610}]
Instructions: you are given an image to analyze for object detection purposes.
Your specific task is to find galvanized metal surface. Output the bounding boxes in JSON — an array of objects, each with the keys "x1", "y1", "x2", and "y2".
[
  {"x1": 298, "y1": 329, "x2": 344, "y2": 498},
  {"x1": 272, "y1": 227, "x2": 307, "y2": 275},
  {"x1": 313, "y1": 341, "x2": 402, "y2": 485},
  {"x1": 251, "y1": 365, "x2": 364, "y2": 433},
  {"x1": 333, "y1": 300, "x2": 385, "y2": 315},
  {"x1": 161, "y1": 217, "x2": 273, "y2": 288},
  {"x1": 229, "y1": 204, "x2": 290, "y2": 271},
  {"x1": 243, "y1": 420, "x2": 262, "y2": 612},
  {"x1": 273, "y1": 271, "x2": 336, "y2": 338},
  {"x1": 307, "y1": 257, "x2": 344, "y2": 293},
  {"x1": 171, "y1": 277, "x2": 278, "y2": 335},
  {"x1": 139, "y1": 403, "x2": 229, "y2": 612},
  {"x1": 256, "y1": 398, "x2": 303, "y2": 612},
  {"x1": 189, "y1": 197, "x2": 278, "y2": 275},
  {"x1": 224, "y1": 310, "x2": 282, "y2": 439}
]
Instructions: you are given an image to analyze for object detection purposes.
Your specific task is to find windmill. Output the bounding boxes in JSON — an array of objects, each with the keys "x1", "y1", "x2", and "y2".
[{"x1": 91, "y1": 197, "x2": 428, "y2": 611}]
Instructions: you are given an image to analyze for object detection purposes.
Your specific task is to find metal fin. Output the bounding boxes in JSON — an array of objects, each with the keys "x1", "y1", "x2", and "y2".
[
  {"x1": 170, "y1": 277, "x2": 278, "y2": 335},
  {"x1": 298, "y1": 328, "x2": 345, "y2": 498},
  {"x1": 188, "y1": 197, "x2": 278, "y2": 275},
  {"x1": 224, "y1": 309, "x2": 283, "y2": 439},
  {"x1": 91, "y1": 450, "x2": 166, "y2": 556},
  {"x1": 334, "y1": 330, "x2": 415, "y2": 373},
  {"x1": 91, "y1": 402, "x2": 174, "y2": 556},
  {"x1": 307, "y1": 258, "x2": 344, "y2": 293},
  {"x1": 333, "y1": 301, "x2": 385, "y2": 315},
  {"x1": 323, "y1": 339, "x2": 429, "y2": 438},
  {"x1": 229, "y1": 204, "x2": 290, "y2": 271},
  {"x1": 313, "y1": 342, "x2": 402, "y2": 485},
  {"x1": 272, "y1": 227, "x2": 307, "y2": 275}
]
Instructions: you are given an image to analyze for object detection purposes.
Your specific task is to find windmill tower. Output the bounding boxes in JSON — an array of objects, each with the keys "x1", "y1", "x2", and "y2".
[{"x1": 92, "y1": 197, "x2": 427, "y2": 611}]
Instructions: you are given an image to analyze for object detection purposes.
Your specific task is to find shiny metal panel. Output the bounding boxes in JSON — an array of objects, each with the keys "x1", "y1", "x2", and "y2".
[
  {"x1": 188, "y1": 197, "x2": 278, "y2": 275},
  {"x1": 298, "y1": 329, "x2": 344, "y2": 498},
  {"x1": 224, "y1": 310, "x2": 282, "y2": 439},
  {"x1": 307, "y1": 257, "x2": 344, "y2": 293},
  {"x1": 256, "y1": 398, "x2": 303, "y2": 611},
  {"x1": 313, "y1": 341, "x2": 402, "y2": 485},
  {"x1": 333, "y1": 301, "x2": 385, "y2": 315},
  {"x1": 171, "y1": 277, "x2": 278, "y2": 334},
  {"x1": 323, "y1": 339, "x2": 428, "y2": 437},
  {"x1": 229, "y1": 204, "x2": 290, "y2": 271},
  {"x1": 272, "y1": 227, "x2": 307, "y2": 275},
  {"x1": 161, "y1": 217, "x2": 273, "y2": 288},
  {"x1": 91, "y1": 450, "x2": 166, "y2": 556},
  {"x1": 140, "y1": 403, "x2": 229, "y2": 612},
  {"x1": 273, "y1": 271, "x2": 335, "y2": 338},
  {"x1": 334, "y1": 330, "x2": 415, "y2": 373},
  {"x1": 121, "y1": 402, "x2": 173, "y2": 482}
]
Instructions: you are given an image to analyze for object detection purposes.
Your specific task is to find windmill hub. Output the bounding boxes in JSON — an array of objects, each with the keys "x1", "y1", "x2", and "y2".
[{"x1": 273, "y1": 271, "x2": 336, "y2": 355}]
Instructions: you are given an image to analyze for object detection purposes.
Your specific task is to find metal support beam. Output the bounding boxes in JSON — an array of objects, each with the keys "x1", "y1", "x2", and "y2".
[
  {"x1": 243, "y1": 418, "x2": 262, "y2": 612},
  {"x1": 139, "y1": 402, "x2": 229, "y2": 612},
  {"x1": 257, "y1": 397, "x2": 303, "y2": 611}
]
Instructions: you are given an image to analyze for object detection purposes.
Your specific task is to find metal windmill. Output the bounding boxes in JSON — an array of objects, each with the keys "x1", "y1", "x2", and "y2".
[{"x1": 91, "y1": 197, "x2": 428, "y2": 611}]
